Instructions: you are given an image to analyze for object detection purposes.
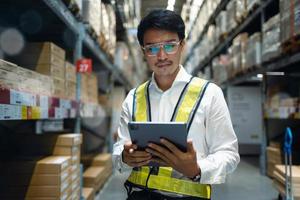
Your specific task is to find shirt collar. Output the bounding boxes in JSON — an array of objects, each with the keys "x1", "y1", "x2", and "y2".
[{"x1": 150, "y1": 65, "x2": 192, "y2": 92}]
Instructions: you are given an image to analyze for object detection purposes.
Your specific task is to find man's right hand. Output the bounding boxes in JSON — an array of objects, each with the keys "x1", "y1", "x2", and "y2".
[{"x1": 122, "y1": 142, "x2": 152, "y2": 167}]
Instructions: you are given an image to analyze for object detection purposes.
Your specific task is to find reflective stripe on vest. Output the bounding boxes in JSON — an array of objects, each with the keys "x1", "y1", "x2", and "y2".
[{"x1": 128, "y1": 77, "x2": 210, "y2": 199}]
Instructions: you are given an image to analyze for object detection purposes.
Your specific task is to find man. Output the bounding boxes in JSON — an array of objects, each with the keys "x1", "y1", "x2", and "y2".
[{"x1": 113, "y1": 9, "x2": 240, "y2": 200}]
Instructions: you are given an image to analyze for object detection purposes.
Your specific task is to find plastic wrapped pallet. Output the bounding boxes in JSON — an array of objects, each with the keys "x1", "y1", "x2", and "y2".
[
  {"x1": 245, "y1": 32, "x2": 262, "y2": 69},
  {"x1": 216, "y1": 11, "x2": 228, "y2": 39},
  {"x1": 105, "y1": 4, "x2": 117, "y2": 58},
  {"x1": 82, "y1": 0, "x2": 101, "y2": 36},
  {"x1": 232, "y1": 33, "x2": 248, "y2": 75},
  {"x1": 236, "y1": 0, "x2": 247, "y2": 22},
  {"x1": 262, "y1": 14, "x2": 281, "y2": 62},
  {"x1": 226, "y1": 0, "x2": 238, "y2": 33},
  {"x1": 280, "y1": 0, "x2": 300, "y2": 44}
]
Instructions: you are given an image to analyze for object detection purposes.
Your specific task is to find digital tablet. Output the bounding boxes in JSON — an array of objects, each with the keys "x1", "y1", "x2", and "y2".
[{"x1": 128, "y1": 122, "x2": 188, "y2": 152}]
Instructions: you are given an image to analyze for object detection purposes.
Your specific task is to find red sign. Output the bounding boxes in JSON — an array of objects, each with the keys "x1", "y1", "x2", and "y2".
[{"x1": 76, "y1": 59, "x2": 92, "y2": 73}]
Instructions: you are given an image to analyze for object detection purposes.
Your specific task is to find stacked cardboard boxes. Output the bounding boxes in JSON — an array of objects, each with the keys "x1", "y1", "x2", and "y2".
[
  {"x1": 245, "y1": 32, "x2": 262, "y2": 69},
  {"x1": 80, "y1": 73, "x2": 98, "y2": 103},
  {"x1": 273, "y1": 165, "x2": 300, "y2": 199},
  {"x1": 262, "y1": 14, "x2": 281, "y2": 62},
  {"x1": 231, "y1": 33, "x2": 248, "y2": 76},
  {"x1": 0, "y1": 59, "x2": 53, "y2": 96},
  {"x1": 53, "y1": 133, "x2": 83, "y2": 200},
  {"x1": 83, "y1": 153, "x2": 112, "y2": 194},
  {"x1": 16, "y1": 42, "x2": 66, "y2": 98},
  {"x1": 0, "y1": 156, "x2": 72, "y2": 199},
  {"x1": 65, "y1": 62, "x2": 77, "y2": 100},
  {"x1": 82, "y1": 0, "x2": 101, "y2": 36},
  {"x1": 280, "y1": 0, "x2": 300, "y2": 44},
  {"x1": 267, "y1": 143, "x2": 282, "y2": 178}
]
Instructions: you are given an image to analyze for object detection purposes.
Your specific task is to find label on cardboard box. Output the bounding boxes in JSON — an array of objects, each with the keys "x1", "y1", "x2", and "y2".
[
  {"x1": 60, "y1": 99, "x2": 71, "y2": 109},
  {"x1": 40, "y1": 108, "x2": 49, "y2": 119},
  {"x1": 10, "y1": 89, "x2": 23, "y2": 105},
  {"x1": 55, "y1": 108, "x2": 64, "y2": 119},
  {"x1": 39, "y1": 95, "x2": 49, "y2": 108},
  {"x1": 70, "y1": 109, "x2": 76, "y2": 118},
  {"x1": 31, "y1": 106, "x2": 41, "y2": 119},
  {"x1": 0, "y1": 104, "x2": 22, "y2": 120}
]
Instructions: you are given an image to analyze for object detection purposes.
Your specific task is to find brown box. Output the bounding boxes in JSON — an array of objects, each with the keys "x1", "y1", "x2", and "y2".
[
  {"x1": 36, "y1": 63, "x2": 65, "y2": 79},
  {"x1": 21, "y1": 42, "x2": 65, "y2": 60},
  {"x1": 91, "y1": 153, "x2": 112, "y2": 167},
  {"x1": 82, "y1": 187, "x2": 95, "y2": 200},
  {"x1": 65, "y1": 62, "x2": 76, "y2": 82},
  {"x1": 55, "y1": 134, "x2": 83, "y2": 147},
  {"x1": 35, "y1": 156, "x2": 71, "y2": 174},
  {"x1": 53, "y1": 146, "x2": 80, "y2": 156},
  {"x1": 83, "y1": 166, "x2": 104, "y2": 187}
]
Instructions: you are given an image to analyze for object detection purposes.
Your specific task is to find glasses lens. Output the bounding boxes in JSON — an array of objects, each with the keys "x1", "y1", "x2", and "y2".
[
  {"x1": 146, "y1": 46, "x2": 160, "y2": 55},
  {"x1": 163, "y1": 43, "x2": 176, "y2": 53}
]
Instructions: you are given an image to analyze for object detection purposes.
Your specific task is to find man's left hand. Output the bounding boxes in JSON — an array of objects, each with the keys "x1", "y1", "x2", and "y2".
[{"x1": 145, "y1": 139, "x2": 200, "y2": 178}]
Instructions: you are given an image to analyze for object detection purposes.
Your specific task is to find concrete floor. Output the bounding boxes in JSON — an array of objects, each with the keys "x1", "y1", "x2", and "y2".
[{"x1": 96, "y1": 156, "x2": 279, "y2": 200}]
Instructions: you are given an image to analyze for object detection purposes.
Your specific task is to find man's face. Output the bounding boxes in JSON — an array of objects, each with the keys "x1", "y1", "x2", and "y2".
[{"x1": 142, "y1": 28, "x2": 184, "y2": 78}]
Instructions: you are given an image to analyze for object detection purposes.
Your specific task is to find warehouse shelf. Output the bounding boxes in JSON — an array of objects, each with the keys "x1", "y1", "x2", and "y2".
[
  {"x1": 191, "y1": 0, "x2": 273, "y2": 75},
  {"x1": 184, "y1": 0, "x2": 230, "y2": 65},
  {"x1": 42, "y1": 0, "x2": 132, "y2": 90},
  {"x1": 0, "y1": 87, "x2": 78, "y2": 120},
  {"x1": 221, "y1": 51, "x2": 300, "y2": 86}
]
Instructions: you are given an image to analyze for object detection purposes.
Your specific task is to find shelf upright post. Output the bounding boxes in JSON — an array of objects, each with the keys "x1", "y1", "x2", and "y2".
[
  {"x1": 260, "y1": 5, "x2": 267, "y2": 175},
  {"x1": 74, "y1": 22, "x2": 85, "y2": 133}
]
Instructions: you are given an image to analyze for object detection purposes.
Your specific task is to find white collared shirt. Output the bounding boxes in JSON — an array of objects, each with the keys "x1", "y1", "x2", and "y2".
[{"x1": 112, "y1": 65, "x2": 240, "y2": 184}]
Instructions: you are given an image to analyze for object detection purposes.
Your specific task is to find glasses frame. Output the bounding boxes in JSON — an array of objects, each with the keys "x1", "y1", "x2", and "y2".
[{"x1": 142, "y1": 40, "x2": 182, "y2": 57}]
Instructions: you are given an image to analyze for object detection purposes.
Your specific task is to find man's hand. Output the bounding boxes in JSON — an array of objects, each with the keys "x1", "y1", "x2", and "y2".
[
  {"x1": 122, "y1": 142, "x2": 152, "y2": 167},
  {"x1": 145, "y1": 139, "x2": 200, "y2": 178}
]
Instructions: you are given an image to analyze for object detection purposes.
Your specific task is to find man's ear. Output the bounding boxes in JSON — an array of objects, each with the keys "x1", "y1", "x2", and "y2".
[{"x1": 180, "y1": 40, "x2": 186, "y2": 51}]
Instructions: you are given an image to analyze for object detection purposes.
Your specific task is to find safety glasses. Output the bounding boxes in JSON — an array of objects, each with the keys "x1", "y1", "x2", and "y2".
[{"x1": 142, "y1": 40, "x2": 181, "y2": 57}]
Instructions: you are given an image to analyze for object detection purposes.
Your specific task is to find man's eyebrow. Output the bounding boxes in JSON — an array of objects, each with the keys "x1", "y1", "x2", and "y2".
[{"x1": 144, "y1": 39, "x2": 177, "y2": 45}]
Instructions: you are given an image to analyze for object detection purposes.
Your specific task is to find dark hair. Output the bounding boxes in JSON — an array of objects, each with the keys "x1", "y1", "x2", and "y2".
[{"x1": 137, "y1": 9, "x2": 185, "y2": 46}]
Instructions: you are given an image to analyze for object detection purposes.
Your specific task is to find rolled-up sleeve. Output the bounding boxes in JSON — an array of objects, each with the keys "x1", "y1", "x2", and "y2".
[{"x1": 199, "y1": 84, "x2": 240, "y2": 184}]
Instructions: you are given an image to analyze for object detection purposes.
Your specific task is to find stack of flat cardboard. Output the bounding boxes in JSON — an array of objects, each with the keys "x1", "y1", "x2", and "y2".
[
  {"x1": 53, "y1": 134, "x2": 83, "y2": 200},
  {"x1": 267, "y1": 143, "x2": 282, "y2": 177},
  {"x1": 83, "y1": 153, "x2": 112, "y2": 194},
  {"x1": 273, "y1": 165, "x2": 300, "y2": 199},
  {"x1": 0, "y1": 156, "x2": 71, "y2": 200}
]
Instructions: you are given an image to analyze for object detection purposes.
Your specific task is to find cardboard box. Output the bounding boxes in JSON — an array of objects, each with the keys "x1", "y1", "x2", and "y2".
[
  {"x1": 36, "y1": 63, "x2": 65, "y2": 80},
  {"x1": 91, "y1": 153, "x2": 112, "y2": 167},
  {"x1": 0, "y1": 59, "x2": 19, "y2": 72},
  {"x1": 35, "y1": 156, "x2": 71, "y2": 174},
  {"x1": 83, "y1": 166, "x2": 104, "y2": 187},
  {"x1": 55, "y1": 134, "x2": 83, "y2": 146},
  {"x1": 82, "y1": 187, "x2": 95, "y2": 200},
  {"x1": 0, "y1": 156, "x2": 70, "y2": 174},
  {"x1": 20, "y1": 42, "x2": 65, "y2": 60},
  {"x1": 65, "y1": 62, "x2": 76, "y2": 82},
  {"x1": 1, "y1": 168, "x2": 70, "y2": 187},
  {"x1": 53, "y1": 146, "x2": 80, "y2": 156}
]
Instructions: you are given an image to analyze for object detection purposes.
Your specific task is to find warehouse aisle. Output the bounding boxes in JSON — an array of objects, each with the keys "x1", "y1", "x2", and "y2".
[{"x1": 96, "y1": 156, "x2": 278, "y2": 200}]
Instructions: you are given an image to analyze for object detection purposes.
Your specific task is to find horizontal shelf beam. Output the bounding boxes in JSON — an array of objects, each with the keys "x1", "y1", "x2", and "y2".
[{"x1": 222, "y1": 51, "x2": 300, "y2": 86}]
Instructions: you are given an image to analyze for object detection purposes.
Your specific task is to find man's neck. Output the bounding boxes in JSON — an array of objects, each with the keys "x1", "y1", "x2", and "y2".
[{"x1": 154, "y1": 67, "x2": 180, "y2": 91}]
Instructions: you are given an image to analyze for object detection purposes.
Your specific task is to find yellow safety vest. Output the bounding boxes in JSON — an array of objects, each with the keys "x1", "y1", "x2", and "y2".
[{"x1": 127, "y1": 77, "x2": 211, "y2": 199}]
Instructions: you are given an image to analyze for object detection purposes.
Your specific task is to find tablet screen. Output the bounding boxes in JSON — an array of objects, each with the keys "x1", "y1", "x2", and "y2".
[{"x1": 128, "y1": 122, "x2": 188, "y2": 152}]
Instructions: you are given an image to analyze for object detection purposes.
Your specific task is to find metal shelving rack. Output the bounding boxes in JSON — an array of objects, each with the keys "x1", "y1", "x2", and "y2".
[
  {"x1": 191, "y1": 0, "x2": 274, "y2": 74},
  {"x1": 184, "y1": 0, "x2": 230, "y2": 66},
  {"x1": 186, "y1": 0, "x2": 300, "y2": 177}
]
